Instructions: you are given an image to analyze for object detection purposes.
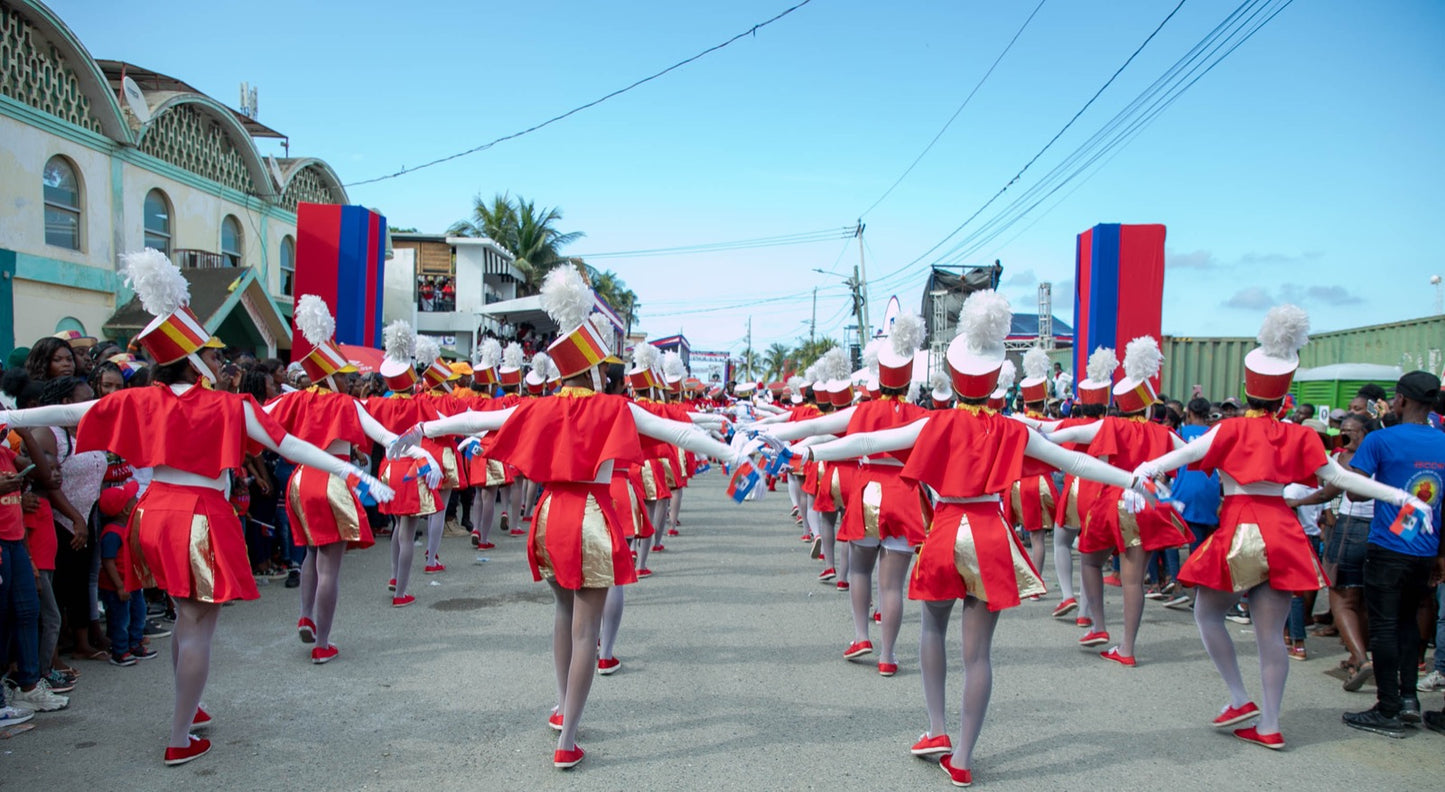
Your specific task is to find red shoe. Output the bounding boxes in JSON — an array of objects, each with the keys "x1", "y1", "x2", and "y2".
[
  {"x1": 297, "y1": 617, "x2": 317, "y2": 644},
  {"x1": 1052, "y1": 598, "x2": 1078, "y2": 618},
  {"x1": 878, "y1": 662, "x2": 898, "y2": 677},
  {"x1": 470, "y1": 531, "x2": 481, "y2": 547},
  {"x1": 800, "y1": 533, "x2": 811, "y2": 541},
  {"x1": 1103, "y1": 574, "x2": 1122, "y2": 587},
  {"x1": 424, "y1": 562, "x2": 445, "y2": 574},
  {"x1": 387, "y1": 578, "x2": 396, "y2": 592},
  {"x1": 311, "y1": 644, "x2": 340, "y2": 665},
  {"x1": 818, "y1": 567, "x2": 837, "y2": 582},
  {"x1": 1079, "y1": 630, "x2": 1110, "y2": 647},
  {"x1": 509, "y1": 528, "x2": 526, "y2": 536},
  {"x1": 1029, "y1": 594, "x2": 1041, "y2": 601},
  {"x1": 1100, "y1": 647, "x2": 1136, "y2": 666},
  {"x1": 553, "y1": 745, "x2": 585, "y2": 769},
  {"x1": 873, "y1": 611, "x2": 882, "y2": 623},
  {"x1": 637, "y1": 568, "x2": 653, "y2": 578},
  {"x1": 1075, "y1": 616, "x2": 1093, "y2": 629},
  {"x1": 392, "y1": 595, "x2": 415, "y2": 608},
  {"x1": 163, "y1": 735, "x2": 211, "y2": 766},
  {"x1": 1212, "y1": 701, "x2": 1260, "y2": 728},
  {"x1": 191, "y1": 707, "x2": 212, "y2": 729},
  {"x1": 911, "y1": 733, "x2": 952, "y2": 757},
  {"x1": 667, "y1": 529, "x2": 679, "y2": 536},
  {"x1": 477, "y1": 542, "x2": 496, "y2": 550},
  {"x1": 836, "y1": 581, "x2": 850, "y2": 591},
  {"x1": 1233, "y1": 726, "x2": 1284, "y2": 750},
  {"x1": 548, "y1": 710, "x2": 564, "y2": 731},
  {"x1": 843, "y1": 640, "x2": 874, "y2": 660},
  {"x1": 597, "y1": 657, "x2": 621, "y2": 675},
  {"x1": 651, "y1": 544, "x2": 666, "y2": 552},
  {"x1": 939, "y1": 754, "x2": 972, "y2": 787}
]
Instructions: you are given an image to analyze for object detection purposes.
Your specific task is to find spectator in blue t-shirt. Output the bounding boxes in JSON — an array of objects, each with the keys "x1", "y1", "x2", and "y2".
[
  {"x1": 1341, "y1": 371, "x2": 1445, "y2": 738},
  {"x1": 1164, "y1": 398, "x2": 1222, "y2": 611}
]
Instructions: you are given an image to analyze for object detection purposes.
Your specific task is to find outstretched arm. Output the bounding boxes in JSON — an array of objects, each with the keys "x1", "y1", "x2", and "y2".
[
  {"x1": 629, "y1": 404, "x2": 734, "y2": 461},
  {"x1": 1025, "y1": 430, "x2": 1135, "y2": 490},
  {"x1": 0, "y1": 401, "x2": 94, "y2": 429},
  {"x1": 1041, "y1": 421, "x2": 1101, "y2": 446},
  {"x1": 1133, "y1": 425, "x2": 1217, "y2": 480},
  {"x1": 421, "y1": 408, "x2": 517, "y2": 438},
  {"x1": 798, "y1": 418, "x2": 927, "y2": 462},
  {"x1": 1316, "y1": 458, "x2": 1421, "y2": 509},
  {"x1": 242, "y1": 401, "x2": 394, "y2": 501},
  {"x1": 760, "y1": 406, "x2": 856, "y2": 443}
]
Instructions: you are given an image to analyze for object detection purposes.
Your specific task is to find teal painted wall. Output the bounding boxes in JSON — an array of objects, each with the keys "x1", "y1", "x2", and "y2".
[{"x1": 0, "y1": 250, "x2": 13, "y2": 356}]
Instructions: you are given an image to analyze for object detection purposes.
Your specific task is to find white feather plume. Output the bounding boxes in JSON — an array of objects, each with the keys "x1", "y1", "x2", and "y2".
[
  {"x1": 1022, "y1": 346, "x2": 1050, "y2": 381},
  {"x1": 1122, "y1": 336, "x2": 1163, "y2": 382},
  {"x1": 929, "y1": 369, "x2": 950, "y2": 393},
  {"x1": 539, "y1": 266, "x2": 594, "y2": 331},
  {"x1": 477, "y1": 338, "x2": 502, "y2": 370},
  {"x1": 293, "y1": 295, "x2": 335, "y2": 347},
  {"x1": 1257, "y1": 304, "x2": 1310, "y2": 360},
  {"x1": 661, "y1": 350, "x2": 687, "y2": 381},
  {"x1": 502, "y1": 342, "x2": 524, "y2": 370},
  {"x1": 959, "y1": 291, "x2": 1012, "y2": 354},
  {"x1": 529, "y1": 351, "x2": 552, "y2": 377},
  {"x1": 632, "y1": 343, "x2": 659, "y2": 372},
  {"x1": 907, "y1": 380, "x2": 920, "y2": 403},
  {"x1": 1086, "y1": 347, "x2": 1118, "y2": 383},
  {"x1": 120, "y1": 248, "x2": 189, "y2": 316},
  {"x1": 587, "y1": 312, "x2": 613, "y2": 342},
  {"x1": 804, "y1": 364, "x2": 819, "y2": 384},
  {"x1": 995, "y1": 359, "x2": 1017, "y2": 392},
  {"x1": 786, "y1": 375, "x2": 805, "y2": 393},
  {"x1": 383, "y1": 320, "x2": 414, "y2": 362},
  {"x1": 862, "y1": 340, "x2": 881, "y2": 376},
  {"x1": 817, "y1": 347, "x2": 851, "y2": 382},
  {"x1": 889, "y1": 314, "x2": 925, "y2": 357},
  {"x1": 414, "y1": 335, "x2": 441, "y2": 366}
]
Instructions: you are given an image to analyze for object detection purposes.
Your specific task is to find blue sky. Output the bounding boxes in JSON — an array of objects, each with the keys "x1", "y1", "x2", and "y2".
[{"x1": 60, "y1": 0, "x2": 1445, "y2": 354}]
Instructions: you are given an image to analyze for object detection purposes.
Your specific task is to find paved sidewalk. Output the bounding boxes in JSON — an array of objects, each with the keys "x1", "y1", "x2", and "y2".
[{"x1": 4, "y1": 476, "x2": 1439, "y2": 790}]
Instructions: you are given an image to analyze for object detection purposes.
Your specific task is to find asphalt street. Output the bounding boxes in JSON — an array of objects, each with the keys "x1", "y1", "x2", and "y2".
[{"x1": 4, "y1": 473, "x2": 1440, "y2": 791}]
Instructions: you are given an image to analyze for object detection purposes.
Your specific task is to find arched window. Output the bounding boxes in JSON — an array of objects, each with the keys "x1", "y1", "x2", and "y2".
[
  {"x1": 43, "y1": 156, "x2": 82, "y2": 250},
  {"x1": 221, "y1": 215, "x2": 242, "y2": 266},
  {"x1": 279, "y1": 235, "x2": 296, "y2": 296},
  {"x1": 143, "y1": 189, "x2": 171, "y2": 255}
]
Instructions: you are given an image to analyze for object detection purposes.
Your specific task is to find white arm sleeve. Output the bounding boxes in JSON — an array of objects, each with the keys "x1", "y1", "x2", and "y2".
[
  {"x1": 1024, "y1": 429, "x2": 1135, "y2": 489},
  {"x1": 1042, "y1": 422, "x2": 1101, "y2": 446},
  {"x1": 0, "y1": 401, "x2": 94, "y2": 428},
  {"x1": 243, "y1": 400, "x2": 362, "y2": 481},
  {"x1": 421, "y1": 408, "x2": 516, "y2": 438},
  {"x1": 754, "y1": 402, "x2": 787, "y2": 415},
  {"x1": 805, "y1": 419, "x2": 927, "y2": 462},
  {"x1": 688, "y1": 412, "x2": 727, "y2": 425},
  {"x1": 764, "y1": 407, "x2": 855, "y2": 442},
  {"x1": 1316, "y1": 458, "x2": 1412, "y2": 507},
  {"x1": 629, "y1": 403, "x2": 733, "y2": 459},
  {"x1": 354, "y1": 400, "x2": 398, "y2": 445},
  {"x1": 1140, "y1": 425, "x2": 1217, "y2": 473}
]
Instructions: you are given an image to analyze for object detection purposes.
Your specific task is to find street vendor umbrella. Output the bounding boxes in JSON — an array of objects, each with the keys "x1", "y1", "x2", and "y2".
[{"x1": 337, "y1": 344, "x2": 385, "y2": 375}]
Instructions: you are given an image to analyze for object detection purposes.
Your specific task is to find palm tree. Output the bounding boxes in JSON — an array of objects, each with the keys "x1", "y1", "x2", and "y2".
[
  {"x1": 586, "y1": 266, "x2": 641, "y2": 334},
  {"x1": 762, "y1": 343, "x2": 792, "y2": 381},
  {"x1": 791, "y1": 338, "x2": 838, "y2": 372},
  {"x1": 449, "y1": 193, "x2": 584, "y2": 293},
  {"x1": 739, "y1": 349, "x2": 761, "y2": 382}
]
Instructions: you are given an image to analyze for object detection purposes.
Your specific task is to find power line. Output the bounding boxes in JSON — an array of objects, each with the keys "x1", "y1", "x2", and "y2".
[
  {"x1": 873, "y1": 0, "x2": 1189, "y2": 286},
  {"x1": 575, "y1": 227, "x2": 854, "y2": 259},
  {"x1": 344, "y1": 0, "x2": 818, "y2": 187},
  {"x1": 858, "y1": 0, "x2": 1049, "y2": 219}
]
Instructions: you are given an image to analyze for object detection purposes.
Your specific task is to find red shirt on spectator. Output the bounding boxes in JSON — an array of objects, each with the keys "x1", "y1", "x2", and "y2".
[{"x1": 0, "y1": 445, "x2": 25, "y2": 541}]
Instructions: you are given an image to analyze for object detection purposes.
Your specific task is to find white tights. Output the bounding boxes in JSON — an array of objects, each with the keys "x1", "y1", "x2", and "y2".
[
  {"x1": 816, "y1": 510, "x2": 848, "y2": 581},
  {"x1": 472, "y1": 487, "x2": 499, "y2": 544},
  {"x1": 1195, "y1": 584, "x2": 1292, "y2": 734},
  {"x1": 389, "y1": 515, "x2": 421, "y2": 597},
  {"x1": 548, "y1": 582, "x2": 607, "y2": 751},
  {"x1": 299, "y1": 544, "x2": 346, "y2": 648},
  {"x1": 787, "y1": 474, "x2": 802, "y2": 513},
  {"x1": 1053, "y1": 525, "x2": 1083, "y2": 605},
  {"x1": 1081, "y1": 545, "x2": 1146, "y2": 656},
  {"x1": 920, "y1": 597, "x2": 999, "y2": 770},
  {"x1": 599, "y1": 586, "x2": 625, "y2": 661},
  {"x1": 169, "y1": 598, "x2": 220, "y2": 748},
  {"x1": 424, "y1": 489, "x2": 451, "y2": 565},
  {"x1": 849, "y1": 546, "x2": 911, "y2": 662}
]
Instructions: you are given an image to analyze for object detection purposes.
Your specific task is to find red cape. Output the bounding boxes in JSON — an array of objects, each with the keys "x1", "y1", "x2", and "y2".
[
  {"x1": 1198, "y1": 416, "x2": 1328, "y2": 486},
  {"x1": 486, "y1": 391, "x2": 642, "y2": 483},
  {"x1": 266, "y1": 388, "x2": 368, "y2": 449},
  {"x1": 902, "y1": 410, "x2": 1029, "y2": 497},
  {"x1": 845, "y1": 398, "x2": 928, "y2": 463}
]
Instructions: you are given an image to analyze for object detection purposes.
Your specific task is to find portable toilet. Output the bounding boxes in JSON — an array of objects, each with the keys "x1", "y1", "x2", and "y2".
[{"x1": 1291, "y1": 363, "x2": 1402, "y2": 415}]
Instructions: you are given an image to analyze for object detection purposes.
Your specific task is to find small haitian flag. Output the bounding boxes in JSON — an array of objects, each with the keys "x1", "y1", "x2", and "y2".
[
  {"x1": 727, "y1": 459, "x2": 760, "y2": 503},
  {"x1": 764, "y1": 447, "x2": 793, "y2": 477}
]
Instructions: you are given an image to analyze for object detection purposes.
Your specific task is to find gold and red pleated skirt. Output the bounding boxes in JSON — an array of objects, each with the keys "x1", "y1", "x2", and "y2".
[
  {"x1": 1005, "y1": 474, "x2": 1058, "y2": 533},
  {"x1": 1079, "y1": 485, "x2": 1190, "y2": 555},
  {"x1": 838, "y1": 465, "x2": 929, "y2": 545},
  {"x1": 1180, "y1": 494, "x2": 1329, "y2": 594},
  {"x1": 438, "y1": 444, "x2": 461, "y2": 490},
  {"x1": 465, "y1": 454, "x2": 514, "y2": 488},
  {"x1": 610, "y1": 467, "x2": 654, "y2": 540},
  {"x1": 640, "y1": 457, "x2": 671, "y2": 501},
  {"x1": 285, "y1": 465, "x2": 374, "y2": 549},
  {"x1": 378, "y1": 456, "x2": 440, "y2": 517},
  {"x1": 132, "y1": 481, "x2": 257, "y2": 604},
  {"x1": 908, "y1": 500, "x2": 1046, "y2": 610},
  {"x1": 529, "y1": 481, "x2": 638, "y2": 590},
  {"x1": 811, "y1": 461, "x2": 855, "y2": 513}
]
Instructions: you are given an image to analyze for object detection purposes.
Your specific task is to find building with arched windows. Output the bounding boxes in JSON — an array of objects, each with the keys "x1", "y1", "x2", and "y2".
[{"x1": 0, "y1": 0, "x2": 350, "y2": 356}]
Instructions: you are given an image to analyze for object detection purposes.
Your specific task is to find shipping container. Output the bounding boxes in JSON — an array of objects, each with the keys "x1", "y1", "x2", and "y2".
[{"x1": 1159, "y1": 336, "x2": 1252, "y2": 402}]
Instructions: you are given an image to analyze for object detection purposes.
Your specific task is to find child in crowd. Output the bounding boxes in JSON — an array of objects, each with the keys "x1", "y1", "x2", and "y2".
[{"x1": 97, "y1": 481, "x2": 156, "y2": 666}]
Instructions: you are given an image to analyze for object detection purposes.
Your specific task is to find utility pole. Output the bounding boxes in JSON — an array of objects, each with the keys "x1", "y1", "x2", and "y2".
[
  {"x1": 855, "y1": 221, "x2": 871, "y2": 337},
  {"x1": 745, "y1": 316, "x2": 753, "y2": 381},
  {"x1": 810, "y1": 287, "x2": 817, "y2": 343}
]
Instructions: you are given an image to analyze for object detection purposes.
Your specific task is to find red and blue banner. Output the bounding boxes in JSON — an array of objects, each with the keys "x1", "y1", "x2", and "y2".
[
  {"x1": 1072, "y1": 223, "x2": 1166, "y2": 392},
  {"x1": 293, "y1": 204, "x2": 387, "y2": 358}
]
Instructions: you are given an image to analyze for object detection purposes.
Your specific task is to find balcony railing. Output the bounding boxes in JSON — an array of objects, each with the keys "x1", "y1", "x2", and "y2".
[{"x1": 174, "y1": 249, "x2": 234, "y2": 269}]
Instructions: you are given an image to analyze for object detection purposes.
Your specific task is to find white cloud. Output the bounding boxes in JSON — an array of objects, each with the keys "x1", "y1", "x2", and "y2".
[{"x1": 1222, "y1": 287, "x2": 1274, "y2": 310}]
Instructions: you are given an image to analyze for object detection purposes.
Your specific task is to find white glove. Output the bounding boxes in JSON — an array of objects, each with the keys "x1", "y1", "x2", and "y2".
[
  {"x1": 390, "y1": 422, "x2": 425, "y2": 459},
  {"x1": 1121, "y1": 488, "x2": 1147, "y2": 515},
  {"x1": 786, "y1": 443, "x2": 811, "y2": 463},
  {"x1": 731, "y1": 438, "x2": 764, "y2": 471},
  {"x1": 350, "y1": 468, "x2": 395, "y2": 503},
  {"x1": 418, "y1": 452, "x2": 443, "y2": 490},
  {"x1": 459, "y1": 436, "x2": 484, "y2": 459},
  {"x1": 1406, "y1": 497, "x2": 1435, "y2": 536},
  {"x1": 1132, "y1": 461, "x2": 1162, "y2": 482}
]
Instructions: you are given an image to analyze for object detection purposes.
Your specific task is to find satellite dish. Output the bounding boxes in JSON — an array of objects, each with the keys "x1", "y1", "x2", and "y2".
[
  {"x1": 266, "y1": 155, "x2": 286, "y2": 189},
  {"x1": 120, "y1": 76, "x2": 151, "y2": 123}
]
